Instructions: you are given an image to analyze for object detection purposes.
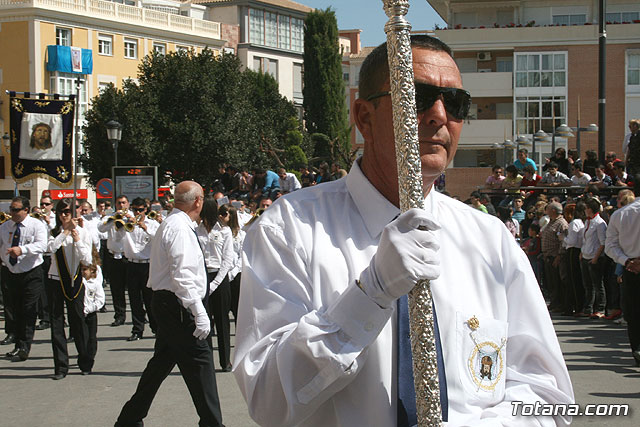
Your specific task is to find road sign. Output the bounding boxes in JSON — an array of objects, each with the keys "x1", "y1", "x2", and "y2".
[
  {"x1": 49, "y1": 189, "x2": 88, "y2": 200},
  {"x1": 96, "y1": 178, "x2": 113, "y2": 199}
]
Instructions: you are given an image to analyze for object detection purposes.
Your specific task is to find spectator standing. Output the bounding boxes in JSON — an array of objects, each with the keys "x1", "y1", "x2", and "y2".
[
  {"x1": 539, "y1": 161, "x2": 572, "y2": 187},
  {"x1": 514, "y1": 148, "x2": 537, "y2": 172},
  {"x1": 605, "y1": 182, "x2": 640, "y2": 366},
  {"x1": 581, "y1": 198, "x2": 607, "y2": 318},
  {"x1": 484, "y1": 165, "x2": 505, "y2": 189},
  {"x1": 277, "y1": 168, "x2": 302, "y2": 194},
  {"x1": 543, "y1": 147, "x2": 571, "y2": 176},
  {"x1": 583, "y1": 150, "x2": 599, "y2": 177},
  {"x1": 512, "y1": 196, "x2": 526, "y2": 223},
  {"x1": 563, "y1": 202, "x2": 586, "y2": 317},
  {"x1": 626, "y1": 120, "x2": 640, "y2": 175},
  {"x1": 540, "y1": 202, "x2": 569, "y2": 312},
  {"x1": 570, "y1": 163, "x2": 592, "y2": 187}
]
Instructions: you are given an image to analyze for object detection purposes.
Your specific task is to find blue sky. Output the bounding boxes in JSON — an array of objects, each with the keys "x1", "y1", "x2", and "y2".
[{"x1": 300, "y1": 1, "x2": 446, "y2": 47}]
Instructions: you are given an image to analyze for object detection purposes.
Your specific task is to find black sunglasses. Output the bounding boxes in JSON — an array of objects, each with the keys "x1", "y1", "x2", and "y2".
[
  {"x1": 132, "y1": 207, "x2": 146, "y2": 213},
  {"x1": 9, "y1": 207, "x2": 26, "y2": 213},
  {"x1": 60, "y1": 209, "x2": 72, "y2": 215},
  {"x1": 366, "y1": 82, "x2": 471, "y2": 120}
]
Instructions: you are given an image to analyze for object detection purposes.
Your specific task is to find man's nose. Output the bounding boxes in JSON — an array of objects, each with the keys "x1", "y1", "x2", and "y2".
[{"x1": 417, "y1": 97, "x2": 447, "y2": 127}]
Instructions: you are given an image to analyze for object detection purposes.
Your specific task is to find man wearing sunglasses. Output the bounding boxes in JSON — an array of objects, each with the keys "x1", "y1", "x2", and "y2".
[
  {"x1": 234, "y1": 34, "x2": 573, "y2": 426},
  {"x1": 120, "y1": 198, "x2": 159, "y2": 341},
  {"x1": 98, "y1": 194, "x2": 132, "y2": 327},
  {"x1": 0, "y1": 196, "x2": 48, "y2": 361}
]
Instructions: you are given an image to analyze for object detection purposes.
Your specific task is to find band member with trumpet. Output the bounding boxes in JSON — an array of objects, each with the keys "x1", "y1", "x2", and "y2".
[
  {"x1": 98, "y1": 195, "x2": 132, "y2": 327},
  {"x1": 46, "y1": 198, "x2": 93, "y2": 379},
  {"x1": 0, "y1": 196, "x2": 48, "y2": 362},
  {"x1": 121, "y1": 197, "x2": 159, "y2": 341}
]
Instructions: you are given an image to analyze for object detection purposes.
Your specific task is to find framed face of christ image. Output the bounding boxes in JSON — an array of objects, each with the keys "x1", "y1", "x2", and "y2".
[{"x1": 19, "y1": 112, "x2": 64, "y2": 161}]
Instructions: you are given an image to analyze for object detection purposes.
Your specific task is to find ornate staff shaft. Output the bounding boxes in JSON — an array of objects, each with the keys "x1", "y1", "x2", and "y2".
[{"x1": 382, "y1": 1, "x2": 442, "y2": 426}]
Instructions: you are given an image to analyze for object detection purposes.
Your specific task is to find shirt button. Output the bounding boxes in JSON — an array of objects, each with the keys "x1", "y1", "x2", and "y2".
[{"x1": 364, "y1": 322, "x2": 374, "y2": 332}]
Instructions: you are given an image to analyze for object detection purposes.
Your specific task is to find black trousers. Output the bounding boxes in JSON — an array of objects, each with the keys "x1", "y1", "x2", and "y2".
[
  {"x1": 37, "y1": 256, "x2": 51, "y2": 323},
  {"x1": 6, "y1": 265, "x2": 43, "y2": 354},
  {"x1": 622, "y1": 270, "x2": 640, "y2": 355},
  {"x1": 229, "y1": 273, "x2": 241, "y2": 320},
  {"x1": 110, "y1": 257, "x2": 128, "y2": 322},
  {"x1": 127, "y1": 262, "x2": 155, "y2": 336},
  {"x1": 1, "y1": 266, "x2": 15, "y2": 336},
  {"x1": 544, "y1": 255, "x2": 566, "y2": 310},
  {"x1": 567, "y1": 248, "x2": 585, "y2": 313},
  {"x1": 116, "y1": 291, "x2": 223, "y2": 427},
  {"x1": 100, "y1": 239, "x2": 110, "y2": 282},
  {"x1": 46, "y1": 278, "x2": 95, "y2": 374},
  {"x1": 207, "y1": 271, "x2": 231, "y2": 370}
]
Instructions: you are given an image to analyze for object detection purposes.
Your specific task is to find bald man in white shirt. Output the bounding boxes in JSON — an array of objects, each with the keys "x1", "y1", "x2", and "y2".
[
  {"x1": 115, "y1": 181, "x2": 224, "y2": 427},
  {"x1": 234, "y1": 35, "x2": 573, "y2": 426}
]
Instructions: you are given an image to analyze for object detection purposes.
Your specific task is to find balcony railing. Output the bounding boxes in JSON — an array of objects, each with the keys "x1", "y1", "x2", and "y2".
[{"x1": 0, "y1": 0, "x2": 221, "y2": 39}]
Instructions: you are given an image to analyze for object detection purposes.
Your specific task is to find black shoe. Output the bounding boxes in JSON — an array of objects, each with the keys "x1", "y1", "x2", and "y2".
[
  {"x1": 111, "y1": 320, "x2": 125, "y2": 327},
  {"x1": 222, "y1": 364, "x2": 233, "y2": 372},
  {"x1": 5, "y1": 348, "x2": 19, "y2": 358},
  {"x1": 52, "y1": 373, "x2": 66, "y2": 380},
  {"x1": 126, "y1": 333, "x2": 142, "y2": 341},
  {"x1": 1, "y1": 334, "x2": 16, "y2": 345},
  {"x1": 11, "y1": 349, "x2": 28, "y2": 362},
  {"x1": 81, "y1": 371, "x2": 91, "y2": 376},
  {"x1": 99, "y1": 306, "x2": 108, "y2": 313},
  {"x1": 66, "y1": 336, "x2": 74, "y2": 343},
  {"x1": 36, "y1": 321, "x2": 50, "y2": 330},
  {"x1": 633, "y1": 350, "x2": 640, "y2": 367}
]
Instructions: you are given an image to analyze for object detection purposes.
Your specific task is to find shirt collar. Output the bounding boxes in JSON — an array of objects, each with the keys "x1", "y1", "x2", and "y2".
[
  {"x1": 173, "y1": 208, "x2": 197, "y2": 231},
  {"x1": 345, "y1": 158, "x2": 436, "y2": 238}
]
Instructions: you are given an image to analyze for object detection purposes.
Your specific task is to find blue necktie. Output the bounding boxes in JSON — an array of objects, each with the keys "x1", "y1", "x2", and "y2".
[
  {"x1": 397, "y1": 294, "x2": 448, "y2": 426},
  {"x1": 9, "y1": 223, "x2": 21, "y2": 266}
]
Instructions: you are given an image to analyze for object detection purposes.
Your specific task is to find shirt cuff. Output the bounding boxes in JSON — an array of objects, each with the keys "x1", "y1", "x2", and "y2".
[{"x1": 325, "y1": 282, "x2": 392, "y2": 349}]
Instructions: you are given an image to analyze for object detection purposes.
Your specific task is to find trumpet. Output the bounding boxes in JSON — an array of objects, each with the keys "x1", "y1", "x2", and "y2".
[
  {"x1": 107, "y1": 210, "x2": 127, "y2": 224},
  {"x1": 123, "y1": 214, "x2": 144, "y2": 232},
  {"x1": 30, "y1": 212, "x2": 43, "y2": 220},
  {"x1": 148, "y1": 210, "x2": 159, "y2": 221},
  {"x1": 0, "y1": 212, "x2": 10, "y2": 224}
]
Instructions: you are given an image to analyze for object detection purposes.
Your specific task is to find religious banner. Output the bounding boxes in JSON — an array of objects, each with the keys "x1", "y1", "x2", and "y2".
[{"x1": 9, "y1": 93, "x2": 75, "y2": 186}]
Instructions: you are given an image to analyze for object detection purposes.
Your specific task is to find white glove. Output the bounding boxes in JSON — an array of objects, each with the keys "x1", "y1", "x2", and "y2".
[
  {"x1": 188, "y1": 301, "x2": 211, "y2": 340},
  {"x1": 208, "y1": 277, "x2": 222, "y2": 296},
  {"x1": 359, "y1": 208, "x2": 440, "y2": 308}
]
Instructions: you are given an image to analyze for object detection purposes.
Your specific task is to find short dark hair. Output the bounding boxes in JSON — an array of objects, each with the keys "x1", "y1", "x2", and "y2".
[
  {"x1": 505, "y1": 165, "x2": 518, "y2": 175},
  {"x1": 572, "y1": 162, "x2": 582, "y2": 171},
  {"x1": 518, "y1": 148, "x2": 528, "y2": 155},
  {"x1": 12, "y1": 196, "x2": 30, "y2": 210},
  {"x1": 359, "y1": 34, "x2": 454, "y2": 101},
  {"x1": 523, "y1": 165, "x2": 535, "y2": 174},
  {"x1": 547, "y1": 161, "x2": 559, "y2": 169},
  {"x1": 492, "y1": 165, "x2": 503, "y2": 172},
  {"x1": 131, "y1": 197, "x2": 146, "y2": 207},
  {"x1": 115, "y1": 195, "x2": 129, "y2": 202},
  {"x1": 470, "y1": 191, "x2": 481, "y2": 199},
  {"x1": 529, "y1": 223, "x2": 540, "y2": 233},
  {"x1": 613, "y1": 161, "x2": 626, "y2": 170},
  {"x1": 584, "y1": 197, "x2": 601, "y2": 213}
]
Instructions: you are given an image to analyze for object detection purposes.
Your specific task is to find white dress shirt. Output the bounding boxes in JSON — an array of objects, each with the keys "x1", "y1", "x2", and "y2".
[
  {"x1": 82, "y1": 215, "x2": 102, "y2": 251},
  {"x1": 196, "y1": 222, "x2": 234, "y2": 286},
  {"x1": 98, "y1": 210, "x2": 133, "y2": 258},
  {"x1": 605, "y1": 199, "x2": 640, "y2": 265},
  {"x1": 229, "y1": 229, "x2": 246, "y2": 281},
  {"x1": 234, "y1": 160, "x2": 573, "y2": 427},
  {"x1": 121, "y1": 218, "x2": 159, "y2": 261},
  {"x1": 563, "y1": 219, "x2": 584, "y2": 249},
  {"x1": 238, "y1": 210, "x2": 253, "y2": 228},
  {"x1": 279, "y1": 172, "x2": 301, "y2": 193},
  {"x1": 47, "y1": 226, "x2": 93, "y2": 278},
  {"x1": 147, "y1": 209, "x2": 207, "y2": 309},
  {"x1": 571, "y1": 173, "x2": 591, "y2": 186},
  {"x1": 83, "y1": 266, "x2": 105, "y2": 316},
  {"x1": 0, "y1": 216, "x2": 48, "y2": 273},
  {"x1": 581, "y1": 214, "x2": 607, "y2": 260}
]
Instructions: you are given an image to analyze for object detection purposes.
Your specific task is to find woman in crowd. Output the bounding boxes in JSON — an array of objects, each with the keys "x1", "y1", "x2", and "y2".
[
  {"x1": 197, "y1": 196, "x2": 234, "y2": 372},
  {"x1": 544, "y1": 147, "x2": 571, "y2": 176},
  {"x1": 46, "y1": 198, "x2": 94, "y2": 380},
  {"x1": 497, "y1": 206, "x2": 519, "y2": 239},
  {"x1": 563, "y1": 202, "x2": 587, "y2": 316},
  {"x1": 219, "y1": 204, "x2": 246, "y2": 320}
]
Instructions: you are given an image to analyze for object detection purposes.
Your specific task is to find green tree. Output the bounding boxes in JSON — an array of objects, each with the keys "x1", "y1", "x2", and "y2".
[
  {"x1": 81, "y1": 49, "x2": 304, "y2": 187},
  {"x1": 303, "y1": 8, "x2": 351, "y2": 162}
]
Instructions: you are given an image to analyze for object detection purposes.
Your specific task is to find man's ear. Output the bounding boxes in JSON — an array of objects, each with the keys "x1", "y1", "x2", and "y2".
[{"x1": 353, "y1": 98, "x2": 375, "y2": 143}]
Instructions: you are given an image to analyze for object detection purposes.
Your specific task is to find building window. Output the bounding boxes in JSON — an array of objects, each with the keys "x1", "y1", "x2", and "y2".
[
  {"x1": 253, "y1": 56, "x2": 278, "y2": 79},
  {"x1": 56, "y1": 28, "x2": 71, "y2": 46},
  {"x1": 278, "y1": 15, "x2": 290, "y2": 49},
  {"x1": 293, "y1": 63, "x2": 302, "y2": 99},
  {"x1": 515, "y1": 96, "x2": 565, "y2": 135},
  {"x1": 496, "y1": 57, "x2": 513, "y2": 72},
  {"x1": 291, "y1": 18, "x2": 303, "y2": 52},
  {"x1": 176, "y1": 45, "x2": 189, "y2": 53},
  {"x1": 265, "y1": 11, "x2": 278, "y2": 48},
  {"x1": 628, "y1": 53, "x2": 640, "y2": 86},
  {"x1": 249, "y1": 8, "x2": 265, "y2": 45},
  {"x1": 124, "y1": 38, "x2": 138, "y2": 59},
  {"x1": 515, "y1": 53, "x2": 565, "y2": 88},
  {"x1": 552, "y1": 14, "x2": 586, "y2": 25},
  {"x1": 606, "y1": 12, "x2": 639, "y2": 23},
  {"x1": 98, "y1": 34, "x2": 113, "y2": 56},
  {"x1": 153, "y1": 42, "x2": 166, "y2": 55}
]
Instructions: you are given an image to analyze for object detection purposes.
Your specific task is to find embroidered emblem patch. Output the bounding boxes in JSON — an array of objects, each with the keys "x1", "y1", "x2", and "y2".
[{"x1": 467, "y1": 339, "x2": 506, "y2": 391}]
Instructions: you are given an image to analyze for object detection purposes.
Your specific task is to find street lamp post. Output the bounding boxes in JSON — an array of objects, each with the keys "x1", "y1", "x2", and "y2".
[
  {"x1": 106, "y1": 120, "x2": 122, "y2": 167},
  {"x1": 556, "y1": 123, "x2": 598, "y2": 159}
]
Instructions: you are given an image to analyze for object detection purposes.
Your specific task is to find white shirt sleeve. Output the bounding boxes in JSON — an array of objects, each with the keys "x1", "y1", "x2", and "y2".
[
  {"x1": 234, "y1": 222, "x2": 393, "y2": 427},
  {"x1": 212, "y1": 228, "x2": 235, "y2": 286},
  {"x1": 605, "y1": 213, "x2": 627, "y2": 265},
  {"x1": 166, "y1": 227, "x2": 206, "y2": 309}
]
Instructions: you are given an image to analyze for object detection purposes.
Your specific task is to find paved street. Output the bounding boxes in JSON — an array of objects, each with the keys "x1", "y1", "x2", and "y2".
[{"x1": 1, "y1": 293, "x2": 638, "y2": 426}]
